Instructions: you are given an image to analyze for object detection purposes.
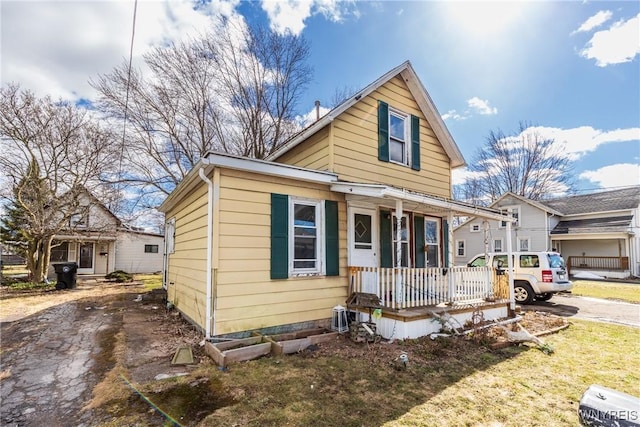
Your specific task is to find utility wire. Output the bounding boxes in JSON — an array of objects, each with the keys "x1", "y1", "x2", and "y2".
[{"x1": 116, "y1": 0, "x2": 138, "y2": 211}]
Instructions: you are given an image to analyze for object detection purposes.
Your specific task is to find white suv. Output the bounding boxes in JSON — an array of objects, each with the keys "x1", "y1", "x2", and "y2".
[{"x1": 467, "y1": 251, "x2": 573, "y2": 304}]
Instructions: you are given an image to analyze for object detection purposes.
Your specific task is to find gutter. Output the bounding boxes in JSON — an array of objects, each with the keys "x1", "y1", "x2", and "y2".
[{"x1": 198, "y1": 162, "x2": 214, "y2": 339}]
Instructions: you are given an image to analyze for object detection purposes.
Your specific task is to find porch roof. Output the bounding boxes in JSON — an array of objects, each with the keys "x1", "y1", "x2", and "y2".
[
  {"x1": 330, "y1": 182, "x2": 511, "y2": 222},
  {"x1": 550, "y1": 215, "x2": 633, "y2": 235}
]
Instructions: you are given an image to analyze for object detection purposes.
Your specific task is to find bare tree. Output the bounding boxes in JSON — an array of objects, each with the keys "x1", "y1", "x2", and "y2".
[
  {"x1": 0, "y1": 84, "x2": 119, "y2": 281},
  {"x1": 457, "y1": 122, "x2": 575, "y2": 203},
  {"x1": 92, "y1": 15, "x2": 312, "y2": 203}
]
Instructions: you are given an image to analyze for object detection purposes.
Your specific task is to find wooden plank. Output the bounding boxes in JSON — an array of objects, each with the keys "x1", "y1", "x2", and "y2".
[
  {"x1": 308, "y1": 331, "x2": 339, "y2": 344},
  {"x1": 204, "y1": 341, "x2": 225, "y2": 367},
  {"x1": 278, "y1": 338, "x2": 311, "y2": 354},
  {"x1": 223, "y1": 342, "x2": 271, "y2": 364},
  {"x1": 213, "y1": 336, "x2": 263, "y2": 351}
]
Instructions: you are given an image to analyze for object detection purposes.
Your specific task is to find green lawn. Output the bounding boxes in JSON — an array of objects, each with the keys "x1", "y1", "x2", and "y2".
[{"x1": 571, "y1": 279, "x2": 640, "y2": 303}]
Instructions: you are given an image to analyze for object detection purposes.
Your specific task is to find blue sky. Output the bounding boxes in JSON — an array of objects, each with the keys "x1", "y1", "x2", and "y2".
[{"x1": 2, "y1": 0, "x2": 639, "y2": 193}]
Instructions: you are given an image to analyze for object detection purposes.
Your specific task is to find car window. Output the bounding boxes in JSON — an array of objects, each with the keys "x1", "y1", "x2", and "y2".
[
  {"x1": 548, "y1": 253, "x2": 566, "y2": 268},
  {"x1": 519, "y1": 255, "x2": 539, "y2": 268},
  {"x1": 493, "y1": 255, "x2": 508, "y2": 268},
  {"x1": 469, "y1": 256, "x2": 486, "y2": 267}
]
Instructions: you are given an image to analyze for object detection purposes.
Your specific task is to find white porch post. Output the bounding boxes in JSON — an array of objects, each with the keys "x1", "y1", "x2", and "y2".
[
  {"x1": 395, "y1": 199, "x2": 403, "y2": 268},
  {"x1": 506, "y1": 220, "x2": 515, "y2": 310},
  {"x1": 447, "y1": 212, "x2": 455, "y2": 301},
  {"x1": 395, "y1": 199, "x2": 403, "y2": 306}
]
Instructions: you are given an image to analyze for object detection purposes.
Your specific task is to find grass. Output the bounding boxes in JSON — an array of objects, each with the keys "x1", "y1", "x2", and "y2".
[
  {"x1": 571, "y1": 279, "x2": 640, "y2": 303},
  {"x1": 134, "y1": 273, "x2": 163, "y2": 291},
  {"x1": 114, "y1": 320, "x2": 635, "y2": 427}
]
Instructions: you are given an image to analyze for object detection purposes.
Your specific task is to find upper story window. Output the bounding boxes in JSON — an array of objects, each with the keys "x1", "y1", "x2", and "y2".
[
  {"x1": 499, "y1": 205, "x2": 520, "y2": 228},
  {"x1": 70, "y1": 213, "x2": 88, "y2": 228},
  {"x1": 389, "y1": 111, "x2": 408, "y2": 165},
  {"x1": 378, "y1": 100, "x2": 420, "y2": 171},
  {"x1": 470, "y1": 223, "x2": 481, "y2": 233}
]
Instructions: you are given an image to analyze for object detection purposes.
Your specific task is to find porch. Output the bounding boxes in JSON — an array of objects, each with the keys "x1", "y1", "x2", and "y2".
[
  {"x1": 348, "y1": 265, "x2": 510, "y2": 310},
  {"x1": 567, "y1": 256, "x2": 631, "y2": 279},
  {"x1": 347, "y1": 266, "x2": 511, "y2": 339}
]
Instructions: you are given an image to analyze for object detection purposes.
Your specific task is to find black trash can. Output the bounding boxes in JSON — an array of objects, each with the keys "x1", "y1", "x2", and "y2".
[{"x1": 53, "y1": 262, "x2": 78, "y2": 290}]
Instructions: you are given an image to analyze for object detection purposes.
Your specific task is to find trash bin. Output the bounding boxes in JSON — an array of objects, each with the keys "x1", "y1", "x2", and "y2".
[{"x1": 53, "y1": 262, "x2": 78, "y2": 290}]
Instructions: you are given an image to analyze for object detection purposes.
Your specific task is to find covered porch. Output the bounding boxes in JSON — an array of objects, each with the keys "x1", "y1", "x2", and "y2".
[{"x1": 331, "y1": 182, "x2": 516, "y2": 339}]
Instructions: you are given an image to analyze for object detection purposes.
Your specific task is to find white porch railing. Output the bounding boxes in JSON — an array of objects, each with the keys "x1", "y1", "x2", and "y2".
[{"x1": 348, "y1": 266, "x2": 505, "y2": 310}]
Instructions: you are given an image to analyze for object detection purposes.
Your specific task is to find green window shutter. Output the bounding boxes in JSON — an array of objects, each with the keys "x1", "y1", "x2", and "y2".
[
  {"x1": 442, "y1": 220, "x2": 449, "y2": 267},
  {"x1": 325, "y1": 200, "x2": 339, "y2": 276},
  {"x1": 378, "y1": 100, "x2": 389, "y2": 162},
  {"x1": 379, "y1": 210, "x2": 393, "y2": 268},
  {"x1": 414, "y1": 215, "x2": 425, "y2": 268},
  {"x1": 411, "y1": 114, "x2": 420, "y2": 171},
  {"x1": 271, "y1": 193, "x2": 289, "y2": 279}
]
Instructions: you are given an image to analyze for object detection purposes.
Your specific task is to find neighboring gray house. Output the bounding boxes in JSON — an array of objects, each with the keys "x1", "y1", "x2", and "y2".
[{"x1": 454, "y1": 186, "x2": 640, "y2": 278}]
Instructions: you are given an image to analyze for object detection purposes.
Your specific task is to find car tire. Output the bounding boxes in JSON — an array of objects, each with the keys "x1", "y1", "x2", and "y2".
[
  {"x1": 536, "y1": 293, "x2": 553, "y2": 301},
  {"x1": 514, "y1": 282, "x2": 534, "y2": 304}
]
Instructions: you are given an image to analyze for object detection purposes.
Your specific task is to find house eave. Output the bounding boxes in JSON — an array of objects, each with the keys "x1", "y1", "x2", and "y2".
[
  {"x1": 266, "y1": 61, "x2": 466, "y2": 168},
  {"x1": 330, "y1": 183, "x2": 510, "y2": 222},
  {"x1": 159, "y1": 152, "x2": 339, "y2": 214}
]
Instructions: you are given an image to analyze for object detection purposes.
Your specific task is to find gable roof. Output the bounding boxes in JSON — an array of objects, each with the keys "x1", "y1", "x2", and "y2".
[
  {"x1": 540, "y1": 186, "x2": 640, "y2": 216},
  {"x1": 491, "y1": 192, "x2": 564, "y2": 216},
  {"x1": 266, "y1": 60, "x2": 466, "y2": 168}
]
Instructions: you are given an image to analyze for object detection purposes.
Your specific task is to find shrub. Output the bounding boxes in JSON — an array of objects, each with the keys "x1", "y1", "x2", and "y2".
[{"x1": 105, "y1": 270, "x2": 133, "y2": 283}]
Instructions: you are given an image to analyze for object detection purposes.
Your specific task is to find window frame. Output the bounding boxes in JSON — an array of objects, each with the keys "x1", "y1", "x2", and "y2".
[
  {"x1": 392, "y1": 213, "x2": 411, "y2": 267},
  {"x1": 144, "y1": 244, "x2": 159, "y2": 253},
  {"x1": 424, "y1": 217, "x2": 440, "y2": 267},
  {"x1": 493, "y1": 238, "x2": 503, "y2": 252},
  {"x1": 455, "y1": 239, "x2": 466, "y2": 257},
  {"x1": 70, "y1": 213, "x2": 88, "y2": 228},
  {"x1": 517, "y1": 237, "x2": 530, "y2": 252},
  {"x1": 388, "y1": 108, "x2": 410, "y2": 167},
  {"x1": 499, "y1": 205, "x2": 520, "y2": 228},
  {"x1": 470, "y1": 223, "x2": 481, "y2": 233},
  {"x1": 289, "y1": 197, "x2": 325, "y2": 276}
]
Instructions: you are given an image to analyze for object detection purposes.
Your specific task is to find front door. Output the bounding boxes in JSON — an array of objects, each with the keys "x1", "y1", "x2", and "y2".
[
  {"x1": 77, "y1": 242, "x2": 94, "y2": 274},
  {"x1": 349, "y1": 207, "x2": 378, "y2": 294}
]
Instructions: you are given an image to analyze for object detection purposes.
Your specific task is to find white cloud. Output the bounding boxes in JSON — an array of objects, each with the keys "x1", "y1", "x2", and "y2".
[
  {"x1": 521, "y1": 126, "x2": 640, "y2": 160},
  {"x1": 572, "y1": 10, "x2": 612, "y2": 34},
  {"x1": 580, "y1": 13, "x2": 640, "y2": 67},
  {"x1": 260, "y1": 0, "x2": 352, "y2": 36},
  {"x1": 579, "y1": 163, "x2": 640, "y2": 188},
  {"x1": 467, "y1": 97, "x2": 498, "y2": 115},
  {"x1": 296, "y1": 105, "x2": 331, "y2": 127},
  {"x1": 1, "y1": 0, "x2": 238, "y2": 101},
  {"x1": 441, "y1": 109, "x2": 466, "y2": 121},
  {"x1": 452, "y1": 167, "x2": 483, "y2": 186}
]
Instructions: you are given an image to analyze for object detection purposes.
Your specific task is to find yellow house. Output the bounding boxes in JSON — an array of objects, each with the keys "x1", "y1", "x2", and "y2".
[{"x1": 159, "y1": 61, "x2": 515, "y2": 340}]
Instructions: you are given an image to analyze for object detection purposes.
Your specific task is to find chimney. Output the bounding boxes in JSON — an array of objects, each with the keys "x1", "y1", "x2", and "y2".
[{"x1": 315, "y1": 100, "x2": 320, "y2": 121}]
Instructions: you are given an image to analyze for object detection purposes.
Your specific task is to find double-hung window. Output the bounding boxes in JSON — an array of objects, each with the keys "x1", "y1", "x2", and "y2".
[
  {"x1": 290, "y1": 199, "x2": 323, "y2": 273},
  {"x1": 493, "y1": 238, "x2": 503, "y2": 252},
  {"x1": 389, "y1": 111, "x2": 408, "y2": 165},
  {"x1": 271, "y1": 194, "x2": 339, "y2": 279},
  {"x1": 499, "y1": 205, "x2": 520, "y2": 228},
  {"x1": 378, "y1": 100, "x2": 420, "y2": 171}
]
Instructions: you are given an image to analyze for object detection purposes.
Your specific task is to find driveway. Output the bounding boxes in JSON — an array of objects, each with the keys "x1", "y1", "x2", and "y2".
[
  {"x1": 523, "y1": 294, "x2": 640, "y2": 328},
  {"x1": 0, "y1": 284, "x2": 201, "y2": 426}
]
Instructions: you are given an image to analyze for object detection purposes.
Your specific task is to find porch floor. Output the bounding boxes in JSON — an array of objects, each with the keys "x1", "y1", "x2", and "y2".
[{"x1": 350, "y1": 299, "x2": 511, "y2": 323}]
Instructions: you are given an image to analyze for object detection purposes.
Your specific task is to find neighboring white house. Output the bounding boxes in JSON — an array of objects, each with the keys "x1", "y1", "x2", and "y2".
[
  {"x1": 50, "y1": 191, "x2": 164, "y2": 276},
  {"x1": 454, "y1": 187, "x2": 640, "y2": 278}
]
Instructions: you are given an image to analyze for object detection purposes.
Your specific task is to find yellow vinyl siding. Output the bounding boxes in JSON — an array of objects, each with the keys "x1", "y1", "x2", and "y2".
[
  {"x1": 165, "y1": 183, "x2": 208, "y2": 329},
  {"x1": 275, "y1": 127, "x2": 330, "y2": 170},
  {"x1": 214, "y1": 168, "x2": 347, "y2": 335},
  {"x1": 333, "y1": 76, "x2": 451, "y2": 197}
]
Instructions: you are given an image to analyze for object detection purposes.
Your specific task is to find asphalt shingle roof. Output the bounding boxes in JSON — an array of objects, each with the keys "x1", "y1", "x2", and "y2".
[
  {"x1": 550, "y1": 216, "x2": 633, "y2": 235},
  {"x1": 540, "y1": 186, "x2": 640, "y2": 215}
]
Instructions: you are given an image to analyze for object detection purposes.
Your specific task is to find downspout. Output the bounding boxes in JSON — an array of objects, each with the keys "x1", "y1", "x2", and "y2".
[
  {"x1": 506, "y1": 220, "x2": 515, "y2": 312},
  {"x1": 198, "y1": 166, "x2": 214, "y2": 339}
]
